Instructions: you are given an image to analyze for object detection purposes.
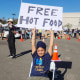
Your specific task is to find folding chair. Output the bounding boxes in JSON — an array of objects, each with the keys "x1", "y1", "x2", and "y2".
[{"x1": 29, "y1": 61, "x2": 33, "y2": 77}]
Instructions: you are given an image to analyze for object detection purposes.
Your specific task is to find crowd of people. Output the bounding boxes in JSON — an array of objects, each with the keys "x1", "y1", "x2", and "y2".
[
  {"x1": 21, "y1": 28, "x2": 80, "y2": 40},
  {"x1": 0, "y1": 22, "x2": 80, "y2": 41},
  {"x1": 52, "y1": 28, "x2": 80, "y2": 39},
  {"x1": 71, "y1": 28, "x2": 80, "y2": 38}
]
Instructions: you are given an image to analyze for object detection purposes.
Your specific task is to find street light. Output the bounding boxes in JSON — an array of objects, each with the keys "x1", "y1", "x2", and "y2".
[{"x1": 12, "y1": 13, "x2": 16, "y2": 20}]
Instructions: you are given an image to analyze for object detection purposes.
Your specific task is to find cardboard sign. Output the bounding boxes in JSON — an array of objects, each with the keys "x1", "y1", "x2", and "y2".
[{"x1": 17, "y1": 2, "x2": 63, "y2": 30}]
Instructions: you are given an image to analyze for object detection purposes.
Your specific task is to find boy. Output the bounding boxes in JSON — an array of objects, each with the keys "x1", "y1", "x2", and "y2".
[{"x1": 29, "y1": 27, "x2": 54, "y2": 80}]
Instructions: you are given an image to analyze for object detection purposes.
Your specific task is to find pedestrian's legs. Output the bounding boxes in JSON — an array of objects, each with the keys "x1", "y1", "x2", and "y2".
[
  {"x1": 54, "y1": 33, "x2": 57, "y2": 38},
  {"x1": 11, "y1": 38, "x2": 16, "y2": 57},
  {"x1": 7, "y1": 39, "x2": 13, "y2": 56},
  {"x1": 22, "y1": 34, "x2": 24, "y2": 39},
  {"x1": 79, "y1": 33, "x2": 80, "y2": 36},
  {"x1": 2, "y1": 33, "x2": 4, "y2": 40},
  {"x1": 73, "y1": 33, "x2": 75, "y2": 38},
  {"x1": 1, "y1": 33, "x2": 2, "y2": 40},
  {"x1": 0, "y1": 33, "x2": 3, "y2": 40},
  {"x1": 74, "y1": 33, "x2": 76, "y2": 38},
  {"x1": 25, "y1": 33, "x2": 26, "y2": 39},
  {"x1": 30, "y1": 33, "x2": 32, "y2": 39},
  {"x1": 8, "y1": 38, "x2": 16, "y2": 57},
  {"x1": 0, "y1": 33, "x2": 1, "y2": 39},
  {"x1": 39, "y1": 33, "x2": 42, "y2": 39}
]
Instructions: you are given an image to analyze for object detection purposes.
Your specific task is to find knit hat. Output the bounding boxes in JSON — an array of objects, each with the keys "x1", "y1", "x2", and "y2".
[{"x1": 36, "y1": 41, "x2": 46, "y2": 50}]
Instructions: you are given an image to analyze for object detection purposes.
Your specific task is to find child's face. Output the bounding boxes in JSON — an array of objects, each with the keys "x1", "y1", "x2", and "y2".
[{"x1": 37, "y1": 47, "x2": 46, "y2": 57}]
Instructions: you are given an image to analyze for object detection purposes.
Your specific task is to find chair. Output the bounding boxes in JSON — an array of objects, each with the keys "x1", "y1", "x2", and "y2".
[
  {"x1": 50, "y1": 61, "x2": 56, "y2": 80},
  {"x1": 29, "y1": 61, "x2": 33, "y2": 77}
]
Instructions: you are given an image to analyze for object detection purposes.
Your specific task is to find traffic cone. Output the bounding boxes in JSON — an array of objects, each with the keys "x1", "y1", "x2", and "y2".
[
  {"x1": 78, "y1": 36, "x2": 80, "y2": 41},
  {"x1": 67, "y1": 35, "x2": 70, "y2": 40},
  {"x1": 58, "y1": 34, "x2": 61, "y2": 39},
  {"x1": 42, "y1": 38, "x2": 45, "y2": 42},
  {"x1": 6, "y1": 38, "x2": 8, "y2": 40},
  {"x1": 51, "y1": 44, "x2": 60, "y2": 61},
  {"x1": 20, "y1": 34, "x2": 23, "y2": 42},
  {"x1": 38, "y1": 36, "x2": 40, "y2": 39}
]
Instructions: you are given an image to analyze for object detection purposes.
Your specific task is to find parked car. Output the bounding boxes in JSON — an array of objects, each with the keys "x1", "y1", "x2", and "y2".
[{"x1": 3, "y1": 27, "x2": 21, "y2": 38}]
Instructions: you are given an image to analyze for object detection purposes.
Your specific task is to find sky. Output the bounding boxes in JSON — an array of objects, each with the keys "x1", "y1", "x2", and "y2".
[{"x1": 0, "y1": 0, "x2": 80, "y2": 20}]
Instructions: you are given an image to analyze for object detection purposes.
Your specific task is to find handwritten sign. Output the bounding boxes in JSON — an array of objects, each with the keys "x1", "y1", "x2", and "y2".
[{"x1": 17, "y1": 2, "x2": 63, "y2": 30}]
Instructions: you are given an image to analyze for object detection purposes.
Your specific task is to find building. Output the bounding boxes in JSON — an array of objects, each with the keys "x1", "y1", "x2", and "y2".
[{"x1": 63, "y1": 13, "x2": 80, "y2": 29}]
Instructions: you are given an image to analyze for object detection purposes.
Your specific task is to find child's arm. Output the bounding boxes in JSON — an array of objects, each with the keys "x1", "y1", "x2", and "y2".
[
  {"x1": 48, "y1": 28, "x2": 54, "y2": 56},
  {"x1": 32, "y1": 27, "x2": 36, "y2": 54}
]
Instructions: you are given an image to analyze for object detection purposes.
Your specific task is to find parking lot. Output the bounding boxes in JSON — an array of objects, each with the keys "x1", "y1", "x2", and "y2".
[{"x1": 0, "y1": 38, "x2": 80, "y2": 80}]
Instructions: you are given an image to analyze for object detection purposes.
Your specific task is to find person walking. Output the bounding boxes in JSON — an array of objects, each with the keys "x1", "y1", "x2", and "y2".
[
  {"x1": 39, "y1": 29, "x2": 42, "y2": 39},
  {"x1": 54, "y1": 30, "x2": 57, "y2": 39},
  {"x1": 7, "y1": 19, "x2": 16, "y2": 58},
  {"x1": 29, "y1": 29, "x2": 32, "y2": 39},
  {"x1": 0, "y1": 23, "x2": 4, "y2": 40},
  {"x1": 72, "y1": 29, "x2": 74, "y2": 37},
  {"x1": 21, "y1": 28, "x2": 26, "y2": 39},
  {"x1": 74, "y1": 29, "x2": 77, "y2": 38},
  {"x1": 79, "y1": 29, "x2": 80, "y2": 36}
]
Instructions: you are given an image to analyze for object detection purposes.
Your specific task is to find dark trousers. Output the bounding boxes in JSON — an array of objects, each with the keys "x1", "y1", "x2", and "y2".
[
  {"x1": 54, "y1": 33, "x2": 57, "y2": 38},
  {"x1": 22, "y1": 34, "x2": 25, "y2": 39},
  {"x1": 74, "y1": 33, "x2": 76, "y2": 38},
  {"x1": 8, "y1": 37, "x2": 16, "y2": 56},
  {"x1": 39, "y1": 32, "x2": 42, "y2": 39}
]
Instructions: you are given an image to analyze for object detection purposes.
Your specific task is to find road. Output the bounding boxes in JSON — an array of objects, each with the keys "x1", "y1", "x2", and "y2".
[{"x1": 0, "y1": 38, "x2": 80, "y2": 80}]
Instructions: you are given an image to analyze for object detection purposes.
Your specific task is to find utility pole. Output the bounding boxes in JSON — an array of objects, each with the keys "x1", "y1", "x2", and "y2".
[{"x1": 21, "y1": 0, "x2": 22, "y2": 3}]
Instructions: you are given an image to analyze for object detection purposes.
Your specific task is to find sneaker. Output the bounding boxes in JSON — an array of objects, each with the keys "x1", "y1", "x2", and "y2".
[
  {"x1": 8, "y1": 55, "x2": 13, "y2": 58},
  {"x1": 12, "y1": 55, "x2": 16, "y2": 59}
]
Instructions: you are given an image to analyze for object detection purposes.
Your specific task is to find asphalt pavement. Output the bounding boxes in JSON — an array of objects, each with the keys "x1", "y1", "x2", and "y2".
[{"x1": 0, "y1": 38, "x2": 80, "y2": 80}]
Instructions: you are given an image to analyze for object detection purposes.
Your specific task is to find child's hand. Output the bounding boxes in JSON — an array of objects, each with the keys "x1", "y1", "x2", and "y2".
[
  {"x1": 32, "y1": 27, "x2": 36, "y2": 54},
  {"x1": 32, "y1": 27, "x2": 36, "y2": 34},
  {"x1": 50, "y1": 28, "x2": 54, "y2": 34},
  {"x1": 48, "y1": 28, "x2": 54, "y2": 56}
]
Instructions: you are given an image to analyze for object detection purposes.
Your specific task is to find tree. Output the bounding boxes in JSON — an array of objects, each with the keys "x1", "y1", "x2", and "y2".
[
  {"x1": 0, "y1": 17, "x2": 18, "y2": 25},
  {"x1": 2, "y1": 17, "x2": 6, "y2": 24},
  {"x1": 13, "y1": 19, "x2": 18, "y2": 24},
  {"x1": 0, "y1": 17, "x2": 6, "y2": 24},
  {"x1": 63, "y1": 23, "x2": 72, "y2": 29}
]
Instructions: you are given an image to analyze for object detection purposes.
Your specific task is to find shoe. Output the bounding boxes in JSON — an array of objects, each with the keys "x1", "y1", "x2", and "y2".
[
  {"x1": 12, "y1": 55, "x2": 16, "y2": 59},
  {"x1": 8, "y1": 55, "x2": 13, "y2": 58}
]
